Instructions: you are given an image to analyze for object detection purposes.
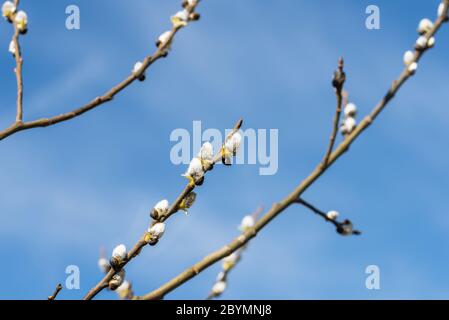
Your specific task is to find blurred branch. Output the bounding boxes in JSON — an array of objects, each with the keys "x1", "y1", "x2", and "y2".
[
  {"x1": 206, "y1": 249, "x2": 243, "y2": 300},
  {"x1": 0, "y1": 0, "x2": 201, "y2": 142},
  {"x1": 47, "y1": 283, "x2": 62, "y2": 301},
  {"x1": 83, "y1": 118, "x2": 243, "y2": 300},
  {"x1": 137, "y1": 1, "x2": 449, "y2": 300},
  {"x1": 206, "y1": 207, "x2": 263, "y2": 300}
]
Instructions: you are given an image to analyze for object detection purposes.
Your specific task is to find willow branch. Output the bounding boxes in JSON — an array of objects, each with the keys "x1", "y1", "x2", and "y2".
[
  {"x1": 322, "y1": 57, "x2": 345, "y2": 167},
  {"x1": 0, "y1": 0, "x2": 201, "y2": 142},
  {"x1": 47, "y1": 283, "x2": 62, "y2": 301},
  {"x1": 293, "y1": 198, "x2": 361, "y2": 236},
  {"x1": 7, "y1": 0, "x2": 24, "y2": 123},
  {"x1": 206, "y1": 248, "x2": 243, "y2": 300},
  {"x1": 83, "y1": 118, "x2": 243, "y2": 300},
  {"x1": 137, "y1": 2, "x2": 449, "y2": 300},
  {"x1": 206, "y1": 207, "x2": 263, "y2": 300}
]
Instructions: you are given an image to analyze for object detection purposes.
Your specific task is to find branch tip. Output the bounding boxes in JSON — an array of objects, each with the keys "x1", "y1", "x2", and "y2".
[{"x1": 48, "y1": 283, "x2": 63, "y2": 301}]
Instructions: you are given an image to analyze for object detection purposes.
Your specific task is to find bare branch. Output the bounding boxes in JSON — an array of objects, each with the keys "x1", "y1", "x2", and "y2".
[
  {"x1": 47, "y1": 283, "x2": 62, "y2": 301},
  {"x1": 136, "y1": 2, "x2": 449, "y2": 300},
  {"x1": 293, "y1": 198, "x2": 361, "y2": 236},
  {"x1": 11, "y1": 0, "x2": 23, "y2": 123}
]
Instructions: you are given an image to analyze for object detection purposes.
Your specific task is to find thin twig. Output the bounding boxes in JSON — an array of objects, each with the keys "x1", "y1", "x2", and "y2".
[
  {"x1": 293, "y1": 198, "x2": 336, "y2": 225},
  {"x1": 136, "y1": 3, "x2": 449, "y2": 300},
  {"x1": 82, "y1": 118, "x2": 243, "y2": 300},
  {"x1": 47, "y1": 283, "x2": 63, "y2": 300},
  {"x1": 293, "y1": 198, "x2": 361, "y2": 236},
  {"x1": 11, "y1": 0, "x2": 23, "y2": 122},
  {"x1": 322, "y1": 57, "x2": 345, "y2": 167},
  {"x1": 206, "y1": 206, "x2": 263, "y2": 300},
  {"x1": 206, "y1": 248, "x2": 243, "y2": 300},
  {"x1": 0, "y1": 0, "x2": 201, "y2": 141}
]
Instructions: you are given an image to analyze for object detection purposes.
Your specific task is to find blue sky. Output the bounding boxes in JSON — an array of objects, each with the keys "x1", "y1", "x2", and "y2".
[{"x1": 1, "y1": 0, "x2": 449, "y2": 300}]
